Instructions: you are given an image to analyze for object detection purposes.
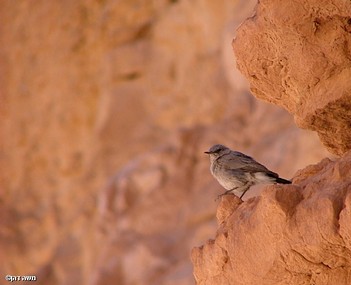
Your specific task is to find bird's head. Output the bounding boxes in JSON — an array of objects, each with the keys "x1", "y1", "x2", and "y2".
[{"x1": 204, "y1": 144, "x2": 230, "y2": 160}]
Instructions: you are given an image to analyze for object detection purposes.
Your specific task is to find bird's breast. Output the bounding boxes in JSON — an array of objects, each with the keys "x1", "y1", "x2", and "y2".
[{"x1": 210, "y1": 162, "x2": 241, "y2": 190}]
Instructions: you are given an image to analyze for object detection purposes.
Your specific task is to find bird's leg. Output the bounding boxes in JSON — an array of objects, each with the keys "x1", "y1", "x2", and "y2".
[
  {"x1": 216, "y1": 187, "x2": 238, "y2": 201},
  {"x1": 239, "y1": 184, "x2": 251, "y2": 200},
  {"x1": 239, "y1": 189, "x2": 249, "y2": 200}
]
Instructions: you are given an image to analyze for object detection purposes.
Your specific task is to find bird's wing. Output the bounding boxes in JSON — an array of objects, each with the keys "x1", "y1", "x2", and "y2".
[{"x1": 219, "y1": 151, "x2": 278, "y2": 177}]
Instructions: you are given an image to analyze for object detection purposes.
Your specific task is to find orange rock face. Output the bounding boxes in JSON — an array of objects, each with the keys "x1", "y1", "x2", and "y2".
[
  {"x1": 233, "y1": 0, "x2": 351, "y2": 155},
  {"x1": 192, "y1": 151, "x2": 351, "y2": 285},
  {"x1": 0, "y1": 1, "x2": 335, "y2": 285}
]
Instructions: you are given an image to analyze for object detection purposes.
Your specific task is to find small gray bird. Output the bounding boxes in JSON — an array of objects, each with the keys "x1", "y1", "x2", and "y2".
[{"x1": 205, "y1": 144, "x2": 291, "y2": 200}]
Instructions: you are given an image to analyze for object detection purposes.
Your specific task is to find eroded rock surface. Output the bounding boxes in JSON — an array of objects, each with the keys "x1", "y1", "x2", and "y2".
[
  {"x1": 0, "y1": 1, "x2": 331, "y2": 284},
  {"x1": 233, "y1": 0, "x2": 351, "y2": 155},
  {"x1": 192, "y1": 151, "x2": 351, "y2": 285}
]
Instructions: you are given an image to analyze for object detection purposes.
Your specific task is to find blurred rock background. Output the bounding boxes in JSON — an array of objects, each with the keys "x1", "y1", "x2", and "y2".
[{"x1": 0, "y1": 0, "x2": 330, "y2": 284}]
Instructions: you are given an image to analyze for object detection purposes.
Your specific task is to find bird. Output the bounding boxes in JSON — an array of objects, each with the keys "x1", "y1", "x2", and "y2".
[{"x1": 204, "y1": 144, "x2": 291, "y2": 200}]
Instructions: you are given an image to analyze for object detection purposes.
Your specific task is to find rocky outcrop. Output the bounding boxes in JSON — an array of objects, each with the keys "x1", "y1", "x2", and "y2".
[
  {"x1": 0, "y1": 1, "x2": 332, "y2": 285},
  {"x1": 192, "y1": 151, "x2": 351, "y2": 285},
  {"x1": 233, "y1": 0, "x2": 351, "y2": 155},
  {"x1": 191, "y1": 0, "x2": 351, "y2": 284}
]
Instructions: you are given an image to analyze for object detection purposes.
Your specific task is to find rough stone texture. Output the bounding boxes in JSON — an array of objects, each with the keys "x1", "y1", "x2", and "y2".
[
  {"x1": 0, "y1": 1, "x2": 330, "y2": 285},
  {"x1": 233, "y1": 0, "x2": 351, "y2": 156},
  {"x1": 192, "y1": 151, "x2": 351, "y2": 285}
]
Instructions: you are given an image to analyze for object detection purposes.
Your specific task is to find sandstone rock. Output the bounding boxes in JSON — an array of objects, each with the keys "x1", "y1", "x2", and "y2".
[
  {"x1": 233, "y1": 0, "x2": 351, "y2": 155},
  {"x1": 0, "y1": 0, "x2": 331, "y2": 285},
  {"x1": 192, "y1": 151, "x2": 351, "y2": 285}
]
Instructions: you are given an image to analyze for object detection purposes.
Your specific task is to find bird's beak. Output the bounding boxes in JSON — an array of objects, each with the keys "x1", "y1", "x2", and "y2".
[{"x1": 204, "y1": 151, "x2": 211, "y2": 154}]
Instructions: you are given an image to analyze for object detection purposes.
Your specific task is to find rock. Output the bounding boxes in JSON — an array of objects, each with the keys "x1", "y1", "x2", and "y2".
[
  {"x1": 191, "y1": 151, "x2": 351, "y2": 285},
  {"x1": 0, "y1": 0, "x2": 331, "y2": 285},
  {"x1": 233, "y1": 0, "x2": 351, "y2": 155}
]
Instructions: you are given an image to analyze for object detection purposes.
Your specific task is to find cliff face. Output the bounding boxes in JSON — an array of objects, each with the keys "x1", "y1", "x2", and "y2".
[
  {"x1": 0, "y1": 1, "x2": 337, "y2": 285},
  {"x1": 191, "y1": 0, "x2": 351, "y2": 284},
  {"x1": 233, "y1": 0, "x2": 351, "y2": 155},
  {"x1": 192, "y1": 152, "x2": 351, "y2": 285}
]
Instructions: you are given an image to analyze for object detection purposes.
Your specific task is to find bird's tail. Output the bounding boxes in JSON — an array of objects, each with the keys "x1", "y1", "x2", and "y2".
[{"x1": 275, "y1": 177, "x2": 291, "y2": 184}]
